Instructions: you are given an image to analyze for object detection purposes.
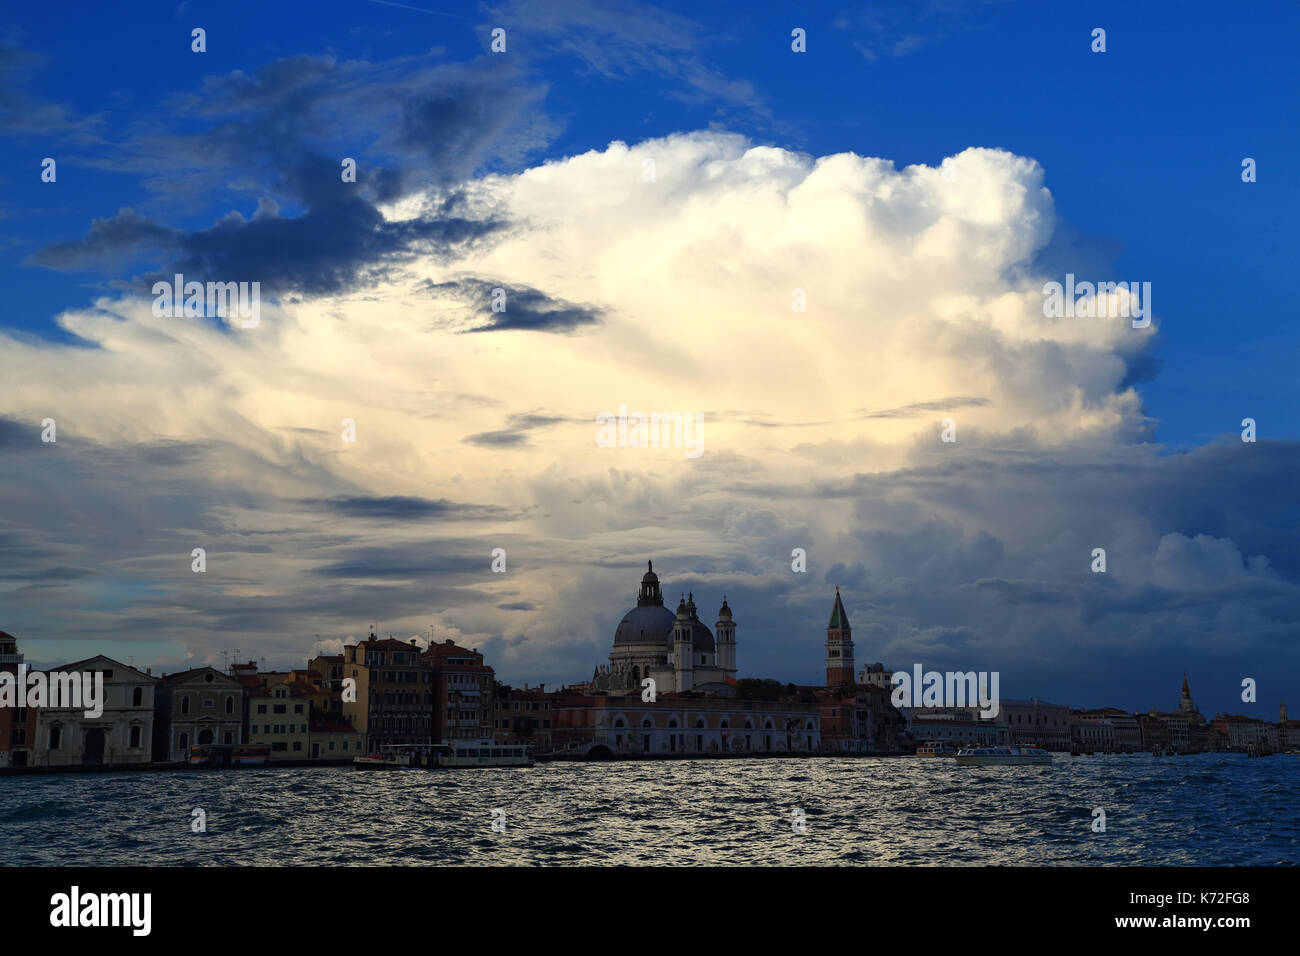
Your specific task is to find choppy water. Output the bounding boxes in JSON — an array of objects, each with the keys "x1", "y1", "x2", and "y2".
[{"x1": 1, "y1": 753, "x2": 1296, "y2": 865}]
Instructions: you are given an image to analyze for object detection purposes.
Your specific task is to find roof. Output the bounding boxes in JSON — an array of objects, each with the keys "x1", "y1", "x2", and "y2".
[
  {"x1": 50, "y1": 655, "x2": 156, "y2": 681},
  {"x1": 158, "y1": 666, "x2": 239, "y2": 686},
  {"x1": 829, "y1": 588, "x2": 850, "y2": 630}
]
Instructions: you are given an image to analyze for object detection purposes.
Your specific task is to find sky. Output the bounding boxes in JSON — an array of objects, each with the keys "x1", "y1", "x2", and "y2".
[{"x1": 1, "y1": 0, "x2": 1297, "y2": 719}]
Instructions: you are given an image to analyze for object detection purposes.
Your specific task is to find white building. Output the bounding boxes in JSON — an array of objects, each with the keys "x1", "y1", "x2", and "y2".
[
  {"x1": 32, "y1": 656, "x2": 157, "y2": 767},
  {"x1": 591, "y1": 562, "x2": 736, "y2": 695}
]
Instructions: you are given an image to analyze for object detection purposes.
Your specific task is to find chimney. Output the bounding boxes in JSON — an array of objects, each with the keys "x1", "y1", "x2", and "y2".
[{"x1": 146, "y1": 667, "x2": 151, "y2": 675}]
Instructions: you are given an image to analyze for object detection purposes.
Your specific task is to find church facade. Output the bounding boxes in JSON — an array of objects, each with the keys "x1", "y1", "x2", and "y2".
[{"x1": 590, "y1": 562, "x2": 736, "y2": 695}]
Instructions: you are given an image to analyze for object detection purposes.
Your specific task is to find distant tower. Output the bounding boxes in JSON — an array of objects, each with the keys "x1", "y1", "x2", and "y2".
[
  {"x1": 1281, "y1": 702, "x2": 1289, "y2": 723},
  {"x1": 672, "y1": 594, "x2": 695, "y2": 692},
  {"x1": 1179, "y1": 672, "x2": 1195, "y2": 714},
  {"x1": 715, "y1": 597, "x2": 737, "y2": 678},
  {"x1": 826, "y1": 587, "x2": 855, "y2": 687}
]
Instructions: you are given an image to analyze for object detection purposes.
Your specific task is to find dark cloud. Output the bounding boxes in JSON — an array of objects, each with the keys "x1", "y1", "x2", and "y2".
[
  {"x1": 305, "y1": 495, "x2": 514, "y2": 521},
  {"x1": 463, "y1": 412, "x2": 567, "y2": 448},
  {"x1": 425, "y1": 277, "x2": 603, "y2": 333},
  {"x1": 26, "y1": 52, "x2": 549, "y2": 298}
]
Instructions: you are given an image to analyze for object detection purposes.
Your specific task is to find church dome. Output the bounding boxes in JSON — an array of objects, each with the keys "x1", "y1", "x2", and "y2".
[{"x1": 614, "y1": 604, "x2": 676, "y2": 646}]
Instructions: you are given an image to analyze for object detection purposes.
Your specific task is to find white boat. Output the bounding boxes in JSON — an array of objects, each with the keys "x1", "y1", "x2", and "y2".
[
  {"x1": 954, "y1": 746, "x2": 1052, "y2": 766},
  {"x1": 439, "y1": 742, "x2": 533, "y2": 768},
  {"x1": 353, "y1": 741, "x2": 534, "y2": 769}
]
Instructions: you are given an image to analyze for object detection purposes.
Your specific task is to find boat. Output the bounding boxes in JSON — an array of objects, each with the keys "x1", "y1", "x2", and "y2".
[
  {"x1": 353, "y1": 741, "x2": 534, "y2": 769},
  {"x1": 954, "y1": 746, "x2": 1052, "y2": 766},
  {"x1": 915, "y1": 741, "x2": 957, "y2": 757},
  {"x1": 353, "y1": 746, "x2": 415, "y2": 770}
]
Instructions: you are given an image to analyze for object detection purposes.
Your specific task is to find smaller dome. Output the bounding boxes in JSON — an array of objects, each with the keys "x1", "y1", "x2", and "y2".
[
  {"x1": 642, "y1": 560, "x2": 658, "y2": 584},
  {"x1": 717, "y1": 596, "x2": 732, "y2": 620},
  {"x1": 676, "y1": 594, "x2": 690, "y2": 619}
]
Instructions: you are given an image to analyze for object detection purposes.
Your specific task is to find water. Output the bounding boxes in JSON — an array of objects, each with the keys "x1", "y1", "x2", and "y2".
[{"x1": 1, "y1": 753, "x2": 1295, "y2": 865}]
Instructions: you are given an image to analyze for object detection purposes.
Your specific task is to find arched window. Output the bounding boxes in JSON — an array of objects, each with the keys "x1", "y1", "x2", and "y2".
[
  {"x1": 695, "y1": 718, "x2": 705, "y2": 728},
  {"x1": 641, "y1": 718, "x2": 653, "y2": 728},
  {"x1": 668, "y1": 719, "x2": 677, "y2": 729},
  {"x1": 744, "y1": 719, "x2": 753, "y2": 729},
  {"x1": 764, "y1": 719, "x2": 774, "y2": 730},
  {"x1": 180, "y1": 696, "x2": 190, "y2": 715},
  {"x1": 178, "y1": 732, "x2": 189, "y2": 754},
  {"x1": 614, "y1": 718, "x2": 625, "y2": 728},
  {"x1": 225, "y1": 696, "x2": 234, "y2": 715},
  {"x1": 132, "y1": 687, "x2": 142, "y2": 707}
]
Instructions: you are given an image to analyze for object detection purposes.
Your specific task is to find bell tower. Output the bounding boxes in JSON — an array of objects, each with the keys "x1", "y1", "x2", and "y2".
[{"x1": 825, "y1": 587, "x2": 855, "y2": 687}]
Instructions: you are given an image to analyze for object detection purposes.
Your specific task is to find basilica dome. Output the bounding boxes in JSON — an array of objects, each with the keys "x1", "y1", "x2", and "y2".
[{"x1": 613, "y1": 604, "x2": 676, "y2": 646}]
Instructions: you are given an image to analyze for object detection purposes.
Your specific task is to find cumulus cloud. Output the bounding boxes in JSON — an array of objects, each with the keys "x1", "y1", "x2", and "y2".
[{"x1": 2, "y1": 131, "x2": 1296, "y2": 714}]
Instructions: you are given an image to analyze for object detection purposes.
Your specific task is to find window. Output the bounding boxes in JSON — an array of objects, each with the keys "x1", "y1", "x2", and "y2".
[
  {"x1": 50, "y1": 725, "x2": 62, "y2": 750},
  {"x1": 292, "y1": 741, "x2": 302, "y2": 752},
  {"x1": 181, "y1": 696, "x2": 190, "y2": 715},
  {"x1": 273, "y1": 704, "x2": 286, "y2": 714},
  {"x1": 223, "y1": 732, "x2": 233, "y2": 745},
  {"x1": 132, "y1": 687, "x2": 143, "y2": 707},
  {"x1": 225, "y1": 696, "x2": 234, "y2": 714},
  {"x1": 257, "y1": 704, "x2": 267, "y2": 714},
  {"x1": 202, "y1": 698, "x2": 214, "y2": 708},
  {"x1": 294, "y1": 704, "x2": 304, "y2": 714},
  {"x1": 130, "y1": 726, "x2": 142, "y2": 748}
]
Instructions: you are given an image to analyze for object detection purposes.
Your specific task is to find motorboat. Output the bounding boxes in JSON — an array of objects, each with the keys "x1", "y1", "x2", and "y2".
[{"x1": 954, "y1": 746, "x2": 1052, "y2": 766}]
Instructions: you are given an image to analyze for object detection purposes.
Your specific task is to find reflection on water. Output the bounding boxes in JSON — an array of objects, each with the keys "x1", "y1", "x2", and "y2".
[{"x1": 1, "y1": 754, "x2": 1295, "y2": 866}]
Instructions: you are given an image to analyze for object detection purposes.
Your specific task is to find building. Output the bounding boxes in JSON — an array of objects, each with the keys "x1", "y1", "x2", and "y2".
[
  {"x1": 552, "y1": 694, "x2": 820, "y2": 756},
  {"x1": 307, "y1": 654, "x2": 346, "y2": 718},
  {"x1": 31, "y1": 656, "x2": 156, "y2": 767},
  {"x1": 342, "y1": 633, "x2": 433, "y2": 751},
  {"x1": 905, "y1": 707, "x2": 1007, "y2": 749},
  {"x1": 424, "y1": 639, "x2": 495, "y2": 745},
  {"x1": 1069, "y1": 710, "x2": 1116, "y2": 753},
  {"x1": 247, "y1": 674, "x2": 314, "y2": 759},
  {"x1": 307, "y1": 718, "x2": 364, "y2": 759},
  {"x1": 825, "y1": 588, "x2": 855, "y2": 687},
  {"x1": 0, "y1": 631, "x2": 38, "y2": 768},
  {"x1": 1000, "y1": 698, "x2": 1072, "y2": 751},
  {"x1": 1212, "y1": 714, "x2": 1276, "y2": 751},
  {"x1": 153, "y1": 666, "x2": 245, "y2": 761},
  {"x1": 590, "y1": 562, "x2": 736, "y2": 694},
  {"x1": 816, "y1": 592, "x2": 906, "y2": 752},
  {"x1": 494, "y1": 684, "x2": 552, "y2": 752}
]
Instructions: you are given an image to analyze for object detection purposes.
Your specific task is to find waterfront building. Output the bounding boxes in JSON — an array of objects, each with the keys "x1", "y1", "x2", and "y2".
[
  {"x1": 247, "y1": 674, "x2": 314, "y2": 759},
  {"x1": 342, "y1": 633, "x2": 433, "y2": 751},
  {"x1": 31, "y1": 656, "x2": 156, "y2": 767},
  {"x1": 1000, "y1": 698, "x2": 1072, "y2": 751},
  {"x1": 494, "y1": 684, "x2": 552, "y2": 751},
  {"x1": 423, "y1": 639, "x2": 495, "y2": 745},
  {"x1": 307, "y1": 654, "x2": 346, "y2": 718},
  {"x1": 152, "y1": 666, "x2": 245, "y2": 761},
  {"x1": 590, "y1": 562, "x2": 736, "y2": 695},
  {"x1": 904, "y1": 708, "x2": 1007, "y2": 749},
  {"x1": 1212, "y1": 714, "x2": 1277, "y2": 751},
  {"x1": 307, "y1": 718, "x2": 364, "y2": 759},
  {"x1": 552, "y1": 693, "x2": 820, "y2": 756},
  {"x1": 1068, "y1": 711, "x2": 1116, "y2": 752},
  {"x1": 0, "y1": 631, "x2": 38, "y2": 768}
]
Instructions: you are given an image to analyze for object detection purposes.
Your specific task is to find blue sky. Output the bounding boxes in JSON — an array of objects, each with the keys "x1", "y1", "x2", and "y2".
[{"x1": 1, "y1": 0, "x2": 1298, "y2": 718}]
